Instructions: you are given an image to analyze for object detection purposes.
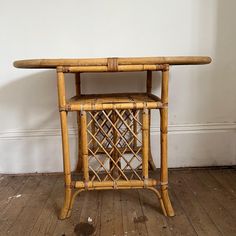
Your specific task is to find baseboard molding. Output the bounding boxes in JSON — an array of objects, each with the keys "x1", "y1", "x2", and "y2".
[
  {"x1": 0, "y1": 122, "x2": 235, "y2": 140},
  {"x1": 0, "y1": 122, "x2": 235, "y2": 173},
  {"x1": 153, "y1": 122, "x2": 236, "y2": 134}
]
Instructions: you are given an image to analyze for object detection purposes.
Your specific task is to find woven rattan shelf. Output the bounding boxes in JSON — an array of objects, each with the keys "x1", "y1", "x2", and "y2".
[
  {"x1": 13, "y1": 56, "x2": 211, "y2": 221},
  {"x1": 66, "y1": 93, "x2": 162, "y2": 111}
]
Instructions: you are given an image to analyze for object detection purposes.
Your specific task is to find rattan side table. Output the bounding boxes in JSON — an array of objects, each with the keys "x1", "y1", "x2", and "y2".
[{"x1": 14, "y1": 56, "x2": 211, "y2": 220}]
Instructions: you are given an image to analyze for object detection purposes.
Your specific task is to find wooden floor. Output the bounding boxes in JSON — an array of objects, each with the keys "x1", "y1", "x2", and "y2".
[{"x1": 0, "y1": 168, "x2": 235, "y2": 236}]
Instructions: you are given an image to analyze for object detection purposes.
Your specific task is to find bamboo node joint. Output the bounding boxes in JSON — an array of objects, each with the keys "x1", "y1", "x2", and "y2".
[
  {"x1": 107, "y1": 57, "x2": 118, "y2": 71},
  {"x1": 144, "y1": 178, "x2": 149, "y2": 188},
  {"x1": 162, "y1": 64, "x2": 170, "y2": 71},
  {"x1": 84, "y1": 181, "x2": 89, "y2": 190},
  {"x1": 113, "y1": 181, "x2": 118, "y2": 189},
  {"x1": 56, "y1": 66, "x2": 64, "y2": 73},
  {"x1": 161, "y1": 181, "x2": 168, "y2": 186}
]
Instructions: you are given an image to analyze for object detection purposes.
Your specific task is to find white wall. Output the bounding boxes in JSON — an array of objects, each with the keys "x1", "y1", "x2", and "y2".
[{"x1": 0, "y1": 0, "x2": 235, "y2": 173}]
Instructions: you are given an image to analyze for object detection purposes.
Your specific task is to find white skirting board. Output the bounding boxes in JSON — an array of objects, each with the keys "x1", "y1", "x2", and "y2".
[{"x1": 0, "y1": 123, "x2": 235, "y2": 174}]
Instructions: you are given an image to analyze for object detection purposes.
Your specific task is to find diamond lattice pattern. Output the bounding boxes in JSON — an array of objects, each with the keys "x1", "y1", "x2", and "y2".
[{"x1": 86, "y1": 109, "x2": 144, "y2": 182}]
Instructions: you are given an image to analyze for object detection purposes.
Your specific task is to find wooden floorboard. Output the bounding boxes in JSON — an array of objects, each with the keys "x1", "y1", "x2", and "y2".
[
  {"x1": 166, "y1": 184, "x2": 198, "y2": 236},
  {"x1": 7, "y1": 176, "x2": 58, "y2": 236},
  {"x1": 138, "y1": 189, "x2": 171, "y2": 236},
  {"x1": 181, "y1": 170, "x2": 236, "y2": 235},
  {"x1": 99, "y1": 190, "x2": 116, "y2": 236},
  {"x1": 52, "y1": 181, "x2": 86, "y2": 236},
  {"x1": 30, "y1": 177, "x2": 62, "y2": 235},
  {"x1": 169, "y1": 171, "x2": 222, "y2": 236},
  {"x1": 209, "y1": 169, "x2": 236, "y2": 198},
  {"x1": 0, "y1": 176, "x2": 29, "y2": 234},
  {"x1": 0, "y1": 169, "x2": 235, "y2": 236}
]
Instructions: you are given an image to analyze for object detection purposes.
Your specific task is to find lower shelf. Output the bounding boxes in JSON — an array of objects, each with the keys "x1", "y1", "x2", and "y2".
[{"x1": 66, "y1": 93, "x2": 163, "y2": 111}]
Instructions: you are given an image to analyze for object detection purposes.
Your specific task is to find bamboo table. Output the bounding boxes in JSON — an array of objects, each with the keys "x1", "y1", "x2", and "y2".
[{"x1": 14, "y1": 56, "x2": 211, "y2": 220}]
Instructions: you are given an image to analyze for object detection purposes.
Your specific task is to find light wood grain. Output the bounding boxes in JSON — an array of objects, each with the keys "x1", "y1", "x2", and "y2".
[{"x1": 13, "y1": 56, "x2": 211, "y2": 69}]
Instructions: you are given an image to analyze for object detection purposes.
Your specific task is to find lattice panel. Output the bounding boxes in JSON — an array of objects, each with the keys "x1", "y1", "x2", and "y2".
[{"x1": 86, "y1": 109, "x2": 144, "y2": 182}]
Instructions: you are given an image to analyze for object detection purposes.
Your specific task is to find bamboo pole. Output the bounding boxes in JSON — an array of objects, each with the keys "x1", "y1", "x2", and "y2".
[
  {"x1": 160, "y1": 108, "x2": 168, "y2": 183},
  {"x1": 148, "y1": 110, "x2": 156, "y2": 170},
  {"x1": 57, "y1": 68, "x2": 72, "y2": 219},
  {"x1": 61, "y1": 64, "x2": 166, "y2": 73},
  {"x1": 142, "y1": 108, "x2": 149, "y2": 179},
  {"x1": 80, "y1": 110, "x2": 89, "y2": 182},
  {"x1": 111, "y1": 111, "x2": 120, "y2": 178},
  {"x1": 67, "y1": 101, "x2": 163, "y2": 111},
  {"x1": 75, "y1": 73, "x2": 83, "y2": 172},
  {"x1": 132, "y1": 110, "x2": 138, "y2": 150},
  {"x1": 148, "y1": 187, "x2": 167, "y2": 216},
  {"x1": 59, "y1": 187, "x2": 72, "y2": 219},
  {"x1": 57, "y1": 68, "x2": 66, "y2": 108},
  {"x1": 91, "y1": 111, "x2": 97, "y2": 152},
  {"x1": 160, "y1": 67, "x2": 174, "y2": 216},
  {"x1": 161, "y1": 66, "x2": 169, "y2": 104},
  {"x1": 146, "y1": 71, "x2": 156, "y2": 170},
  {"x1": 75, "y1": 179, "x2": 158, "y2": 189}
]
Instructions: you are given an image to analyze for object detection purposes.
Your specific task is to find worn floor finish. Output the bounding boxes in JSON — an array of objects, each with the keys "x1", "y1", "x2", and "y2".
[{"x1": 0, "y1": 169, "x2": 235, "y2": 236}]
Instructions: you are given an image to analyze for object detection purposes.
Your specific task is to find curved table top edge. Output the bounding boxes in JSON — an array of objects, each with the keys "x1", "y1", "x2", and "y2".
[{"x1": 13, "y1": 56, "x2": 211, "y2": 69}]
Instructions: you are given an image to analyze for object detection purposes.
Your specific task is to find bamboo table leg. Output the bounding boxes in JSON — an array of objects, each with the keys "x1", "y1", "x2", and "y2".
[
  {"x1": 57, "y1": 68, "x2": 73, "y2": 219},
  {"x1": 75, "y1": 73, "x2": 83, "y2": 172},
  {"x1": 146, "y1": 71, "x2": 156, "y2": 170},
  {"x1": 160, "y1": 108, "x2": 174, "y2": 216},
  {"x1": 148, "y1": 110, "x2": 156, "y2": 170},
  {"x1": 160, "y1": 66, "x2": 174, "y2": 216},
  {"x1": 59, "y1": 111, "x2": 73, "y2": 219},
  {"x1": 80, "y1": 110, "x2": 89, "y2": 182}
]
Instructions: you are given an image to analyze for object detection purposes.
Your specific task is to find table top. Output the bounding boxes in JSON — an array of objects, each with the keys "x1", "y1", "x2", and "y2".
[{"x1": 13, "y1": 56, "x2": 211, "y2": 69}]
